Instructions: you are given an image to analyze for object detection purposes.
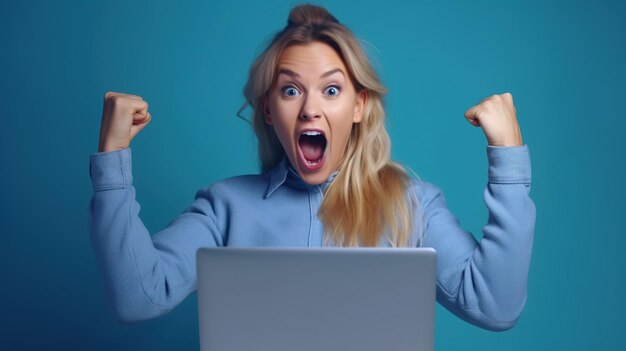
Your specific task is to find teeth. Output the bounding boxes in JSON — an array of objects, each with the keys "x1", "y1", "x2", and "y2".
[{"x1": 302, "y1": 131, "x2": 322, "y2": 136}]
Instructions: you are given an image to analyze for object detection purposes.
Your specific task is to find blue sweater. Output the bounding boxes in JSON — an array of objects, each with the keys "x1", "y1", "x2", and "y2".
[{"x1": 87, "y1": 145, "x2": 535, "y2": 331}]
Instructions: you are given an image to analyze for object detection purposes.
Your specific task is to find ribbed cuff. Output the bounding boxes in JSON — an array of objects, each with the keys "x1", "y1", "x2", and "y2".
[
  {"x1": 89, "y1": 148, "x2": 133, "y2": 191},
  {"x1": 486, "y1": 144, "x2": 531, "y2": 184}
]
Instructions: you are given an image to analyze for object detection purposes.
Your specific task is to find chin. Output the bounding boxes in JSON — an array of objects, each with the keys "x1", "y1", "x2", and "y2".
[
  {"x1": 298, "y1": 170, "x2": 331, "y2": 186},
  {"x1": 288, "y1": 152, "x2": 334, "y2": 186}
]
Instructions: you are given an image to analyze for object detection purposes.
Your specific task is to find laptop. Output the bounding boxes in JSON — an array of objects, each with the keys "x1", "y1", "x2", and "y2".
[{"x1": 196, "y1": 247, "x2": 436, "y2": 351}]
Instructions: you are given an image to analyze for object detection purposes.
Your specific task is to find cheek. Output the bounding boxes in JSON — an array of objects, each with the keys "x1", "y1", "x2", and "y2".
[
  {"x1": 327, "y1": 95, "x2": 358, "y2": 121},
  {"x1": 269, "y1": 103, "x2": 296, "y2": 141},
  {"x1": 272, "y1": 118, "x2": 291, "y2": 141},
  {"x1": 331, "y1": 119, "x2": 355, "y2": 153},
  {"x1": 325, "y1": 100, "x2": 351, "y2": 115},
  {"x1": 270, "y1": 97, "x2": 297, "y2": 121},
  {"x1": 330, "y1": 102, "x2": 357, "y2": 135}
]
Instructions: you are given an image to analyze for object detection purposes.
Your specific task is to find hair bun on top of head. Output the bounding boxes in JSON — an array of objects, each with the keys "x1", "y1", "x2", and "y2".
[{"x1": 287, "y1": 4, "x2": 339, "y2": 26}]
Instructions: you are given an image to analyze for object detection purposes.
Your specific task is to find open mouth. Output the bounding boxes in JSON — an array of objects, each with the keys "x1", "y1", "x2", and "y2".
[{"x1": 298, "y1": 130, "x2": 327, "y2": 171}]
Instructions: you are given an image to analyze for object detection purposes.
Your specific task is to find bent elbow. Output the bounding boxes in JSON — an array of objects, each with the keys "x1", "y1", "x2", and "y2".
[
  {"x1": 476, "y1": 298, "x2": 526, "y2": 332},
  {"x1": 454, "y1": 305, "x2": 523, "y2": 332},
  {"x1": 479, "y1": 315, "x2": 520, "y2": 332},
  {"x1": 439, "y1": 289, "x2": 527, "y2": 332},
  {"x1": 109, "y1": 300, "x2": 148, "y2": 323},
  {"x1": 107, "y1": 292, "x2": 170, "y2": 323},
  {"x1": 112, "y1": 306, "x2": 144, "y2": 324},
  {"x1": 111, "y1": 303, "x2": 168, "y2": 324}
]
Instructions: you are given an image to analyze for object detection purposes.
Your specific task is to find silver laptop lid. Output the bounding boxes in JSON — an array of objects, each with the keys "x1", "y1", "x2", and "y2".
[{"x1": 197, "y1": 247, "x2": 436, "y2": 351}]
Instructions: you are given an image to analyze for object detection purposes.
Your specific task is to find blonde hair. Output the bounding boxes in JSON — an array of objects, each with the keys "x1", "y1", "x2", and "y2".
[{"x1": 238, "y1": 4, "x2": 423, "y2": 247}]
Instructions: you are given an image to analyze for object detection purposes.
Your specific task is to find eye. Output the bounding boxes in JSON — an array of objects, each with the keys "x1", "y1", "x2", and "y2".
[
  {"x1": 281, "y1": 85, "x2": 300, "y2": 97},
  {"x1": 324, "y1": 85, "x2": 341, "y2": 97}
]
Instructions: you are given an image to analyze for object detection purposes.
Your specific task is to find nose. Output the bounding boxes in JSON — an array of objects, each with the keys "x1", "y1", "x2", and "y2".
[{"x1": 299, "y1": 93, "x2": 321, "y2": 120}]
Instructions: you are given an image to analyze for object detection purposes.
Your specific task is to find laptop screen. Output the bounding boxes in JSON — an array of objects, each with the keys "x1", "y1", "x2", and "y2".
[{"x1": 197, "y1": 247, "x2": 436, "y2": 351}]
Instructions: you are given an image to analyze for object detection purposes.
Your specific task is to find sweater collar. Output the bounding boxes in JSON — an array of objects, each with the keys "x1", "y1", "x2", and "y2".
[{"x1": 265, "y1": 156, "x2": 339, "y2": 198}]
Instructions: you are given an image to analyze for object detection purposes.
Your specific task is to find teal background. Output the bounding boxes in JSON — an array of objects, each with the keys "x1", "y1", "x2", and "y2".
[{"x1": 2, "y1": 0, "x2": 625, "y2": 349}]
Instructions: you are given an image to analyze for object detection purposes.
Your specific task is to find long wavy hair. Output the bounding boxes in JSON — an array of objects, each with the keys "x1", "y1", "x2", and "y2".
[{"x1": 238, "y1": 4, "x2": 423, "y2": 247}]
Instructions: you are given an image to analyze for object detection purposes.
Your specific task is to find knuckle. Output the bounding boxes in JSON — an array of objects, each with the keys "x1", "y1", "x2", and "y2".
[{"x1": 110, "y1": 95, "x2": 121, "y2": 106}]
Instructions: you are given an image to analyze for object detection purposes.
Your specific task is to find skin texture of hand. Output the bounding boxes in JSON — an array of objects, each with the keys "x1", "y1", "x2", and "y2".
[
  {"x1": 464, "y1": 92, "x2": 523, "y2": 147},
  {"x1": 98, "y1": 91, "x2": 152, "y2": 153}
]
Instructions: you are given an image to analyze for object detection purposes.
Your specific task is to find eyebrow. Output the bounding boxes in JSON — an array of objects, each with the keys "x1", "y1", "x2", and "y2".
[{"x1": 277, "y1": 68, "x2": 345, "y2": 79}]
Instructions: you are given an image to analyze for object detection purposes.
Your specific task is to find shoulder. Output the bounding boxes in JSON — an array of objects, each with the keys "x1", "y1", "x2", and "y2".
[
  {"x1": 194, "y1": 173, "x2": 269, "y2": 202},
  {"x1": 407, "y1": 177, "x2": 445, "y2": 208}
]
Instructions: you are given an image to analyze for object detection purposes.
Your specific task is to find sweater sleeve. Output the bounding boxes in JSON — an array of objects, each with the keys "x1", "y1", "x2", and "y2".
[
  {"x1": 87, "y1": 147, "x2": 225, "y2": 322},
  {"x1": 415, "y1": 144, "x2": 535, "y2": 331}
]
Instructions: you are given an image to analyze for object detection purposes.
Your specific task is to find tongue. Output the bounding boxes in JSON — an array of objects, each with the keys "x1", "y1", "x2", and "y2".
[{"x1": 300, "y1": 137, "x2": 324, "y2": 161}]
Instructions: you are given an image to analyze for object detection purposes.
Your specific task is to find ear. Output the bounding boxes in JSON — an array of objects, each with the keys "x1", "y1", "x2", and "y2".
[
  {"x1": 263, "y1": 99, "x2": 272, "y2": 125},
  {"x1": 353, "y1": 90, "x2": 367, "y2": 123}
]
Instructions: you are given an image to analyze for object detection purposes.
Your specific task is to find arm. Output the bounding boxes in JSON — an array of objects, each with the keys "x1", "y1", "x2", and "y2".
[
  {"x1": 88, "y1": 147, "x2": 225, "y2": 322},
  {"x1": 418, "y1": 144, "x2": 535, "y2": 331}
]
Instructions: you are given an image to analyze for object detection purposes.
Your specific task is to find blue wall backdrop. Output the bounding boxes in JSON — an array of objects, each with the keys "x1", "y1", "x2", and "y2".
[{"x1": 2, "y1": 0, "x2": 625, "y2": 349}]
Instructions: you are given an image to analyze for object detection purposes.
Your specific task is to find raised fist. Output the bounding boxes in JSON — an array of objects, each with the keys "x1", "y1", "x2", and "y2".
[
  {"x1": 98, "y1": 91, "x2": 152, "y2": 152},
  {"x1": 464, "y1": 92, "x2": 523, "y2": 147}
]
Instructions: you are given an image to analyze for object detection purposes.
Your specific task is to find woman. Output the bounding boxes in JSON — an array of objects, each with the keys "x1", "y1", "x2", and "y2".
[{"x1": 89, "y1": 4, "x2": 535, "y2": 331}]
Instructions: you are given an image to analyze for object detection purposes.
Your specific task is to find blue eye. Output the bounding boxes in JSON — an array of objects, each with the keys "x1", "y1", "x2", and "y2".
[
  {"x1": 281, "y1": 86, "x2": 300, "y2": 97},
  {"x1": 324, "y1": 85, "x2": 341, "y2": 96}
]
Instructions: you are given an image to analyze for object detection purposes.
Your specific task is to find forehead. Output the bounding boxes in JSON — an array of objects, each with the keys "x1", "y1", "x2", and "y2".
[{"x1": 276, "y1": 41, "x2": 347, "y2": 76}]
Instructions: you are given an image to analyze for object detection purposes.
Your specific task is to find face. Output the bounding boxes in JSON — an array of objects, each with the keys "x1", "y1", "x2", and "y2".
[{"x1": 264, "y1": 41, "x2": 366, "y2": 185}]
